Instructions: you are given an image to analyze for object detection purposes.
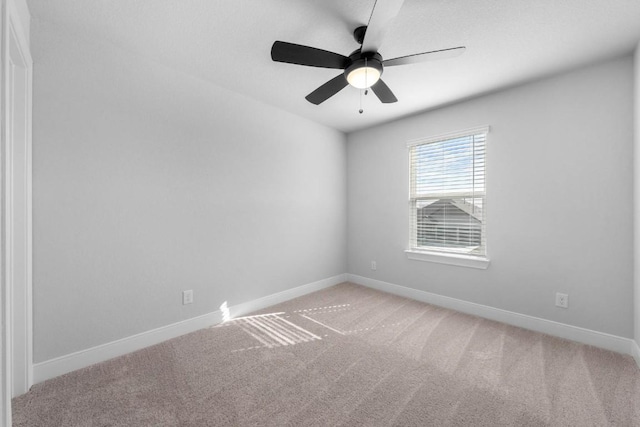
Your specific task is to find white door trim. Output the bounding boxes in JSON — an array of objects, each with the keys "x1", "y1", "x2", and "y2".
[{"x1": 1, "y1": 0, "x2": 32, "y2": 424}]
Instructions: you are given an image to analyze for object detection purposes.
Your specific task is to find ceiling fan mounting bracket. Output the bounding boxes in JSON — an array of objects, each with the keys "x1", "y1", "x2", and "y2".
[{"x1": 353, "y1": 26, "x2": 367, "y2": 45}]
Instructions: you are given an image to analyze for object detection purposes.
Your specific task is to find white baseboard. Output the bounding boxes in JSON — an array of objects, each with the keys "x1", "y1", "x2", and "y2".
[
  {"x1": 31, "y1": 273, "x2": 639, "y2": 385},
  {"x1": 347, "y1": 274, "x2": 636, "y2": 357},
  {"x1": 33, "y1": 310, "x2": 223, "y2": 385},
  {"x1": 228, "y1": 274, "x2": 348, "y2": 319},
  {"x1": 632, "y1": 340, "x2": 640, "y2": 369},
  {"x1": 33, "y1": 274, "x2": 347, "y2": 384}
]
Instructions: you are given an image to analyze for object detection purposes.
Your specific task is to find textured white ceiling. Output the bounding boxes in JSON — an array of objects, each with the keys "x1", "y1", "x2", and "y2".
[{"x1": 26, "y1": 0, "x2": 640, "y2": 133}]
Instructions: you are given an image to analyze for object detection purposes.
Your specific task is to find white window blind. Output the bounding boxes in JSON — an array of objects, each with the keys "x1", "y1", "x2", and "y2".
[{"x1": 408, "y1": 127, "x2": 488, "y2": 257}]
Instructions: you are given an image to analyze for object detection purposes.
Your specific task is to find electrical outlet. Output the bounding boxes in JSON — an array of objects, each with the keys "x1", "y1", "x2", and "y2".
[
  {"x1": 182, "y1": 290, "x2": 193, "y2": 305},
  {"x1": 371, "y1": 261, "x2": 377, "y2": 271},
  {"x1": 555, "y1": 293, "x2": 568, "y2": 308}
]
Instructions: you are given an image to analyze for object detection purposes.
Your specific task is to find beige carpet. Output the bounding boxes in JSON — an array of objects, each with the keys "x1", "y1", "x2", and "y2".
[{"x1": 12, "y1": 282, "x2": 640, "y2": 426}]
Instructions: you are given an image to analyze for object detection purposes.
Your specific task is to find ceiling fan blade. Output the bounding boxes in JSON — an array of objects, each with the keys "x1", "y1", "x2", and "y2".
[
  {"x1": 371, "y1": 79, "x2": 397, "y2": 103},
  {"x1": 271, "y1": 41, "x2": 349, "y2": 69},
  {"x1": 361, "y1": 0, "x2": 405, "y2": 53},
  {"x1": 383, "y1": 46, "x2": 466, "y2": 67},
  {"x1": 305, "y1": 74, "x2": 349, "y2": 105}
]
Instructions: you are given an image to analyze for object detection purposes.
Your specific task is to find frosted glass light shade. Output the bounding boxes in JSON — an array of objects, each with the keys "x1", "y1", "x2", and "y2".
[{"x1": 346, "y1": 66, "x2": 381, "y2": 89}]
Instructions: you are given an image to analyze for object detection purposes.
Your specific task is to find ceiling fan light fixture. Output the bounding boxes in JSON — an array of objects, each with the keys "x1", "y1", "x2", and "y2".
[
  {"x1": 344, "y1": 54, "x2": 383, "y2": 89},
  {"x1": 347, "y1": 66, "x2": 381, "y2": 89}
]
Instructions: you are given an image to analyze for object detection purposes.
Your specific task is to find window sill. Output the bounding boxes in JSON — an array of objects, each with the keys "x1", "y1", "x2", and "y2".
[{"x1": 405, "y1": 249, "x2": 490, "y2": 269}]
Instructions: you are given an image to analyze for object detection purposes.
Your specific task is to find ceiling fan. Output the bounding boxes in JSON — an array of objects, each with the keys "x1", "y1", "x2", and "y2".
[{"x1": 270, "y1": 0, "x2": 466, "y2": 106}]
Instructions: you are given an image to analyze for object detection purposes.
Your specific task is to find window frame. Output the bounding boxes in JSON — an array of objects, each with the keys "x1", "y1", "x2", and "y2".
[{"x1": 405, "y1": 126, "x2": 490, "y2": 269}]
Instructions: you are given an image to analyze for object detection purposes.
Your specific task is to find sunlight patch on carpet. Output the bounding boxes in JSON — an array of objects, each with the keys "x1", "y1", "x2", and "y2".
[{"x1": 223, "y1": 312, "x2": 322, "y2": 351}]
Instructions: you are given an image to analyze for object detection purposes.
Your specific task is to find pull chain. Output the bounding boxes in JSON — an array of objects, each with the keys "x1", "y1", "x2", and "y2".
[
  {"x1": 365, "y1": 57, "x2": 368, "y2": 87},
  {"x1": 365, "y1": 58, "x2": 369, "y2": 96},
  {"x1": 359, "y1": 58, "x2": 368, "y2": 114}
]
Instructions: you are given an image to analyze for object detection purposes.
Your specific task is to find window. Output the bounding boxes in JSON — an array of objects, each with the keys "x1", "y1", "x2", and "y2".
[{"x1": 407, "y1": 127, "x2": 489, "y2": 267}]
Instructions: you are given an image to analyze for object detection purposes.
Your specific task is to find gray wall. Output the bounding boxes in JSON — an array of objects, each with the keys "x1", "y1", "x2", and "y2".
[
  {"x1": 32, "y1": 20, "x2": 347, "y2": 363},
  {"x1": 347, "y1": 56, "x2": 634, "y2": 338},
  {"x1": 30, "y1": 15, "x2": 638, "y2": 363}
]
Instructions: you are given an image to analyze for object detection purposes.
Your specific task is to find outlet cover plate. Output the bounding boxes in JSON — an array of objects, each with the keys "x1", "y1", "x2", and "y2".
[
  {"x1": 183, "y1": 290, "x2": 194, "y2": 305},
  {"x1": 555, "y1": 292, "x2": 568, "y2": 308}
]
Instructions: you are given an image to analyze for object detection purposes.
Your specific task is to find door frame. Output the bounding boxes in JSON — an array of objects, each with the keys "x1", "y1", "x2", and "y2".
[{"x1": 1, "y1": 0, "x2": 32, "y2": 424}]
